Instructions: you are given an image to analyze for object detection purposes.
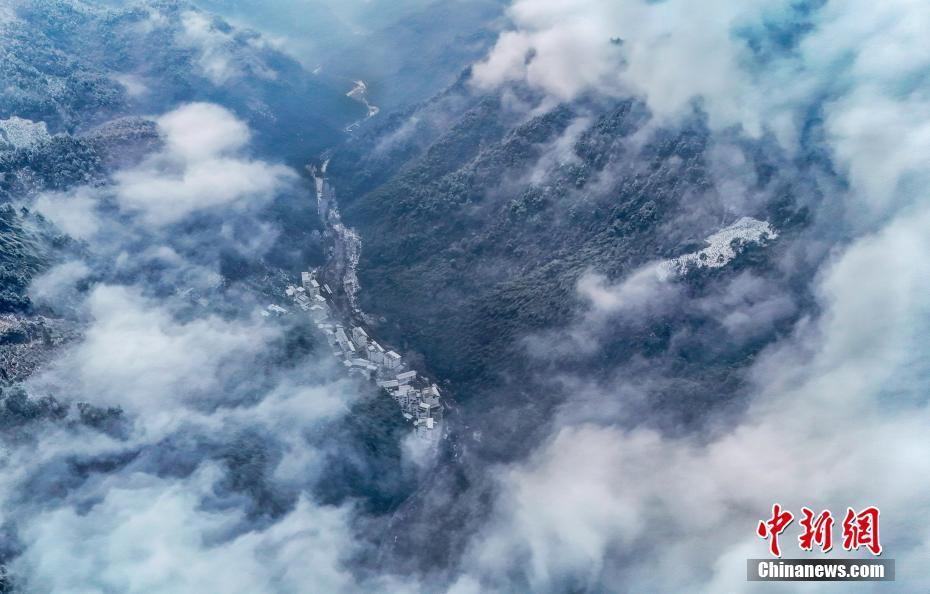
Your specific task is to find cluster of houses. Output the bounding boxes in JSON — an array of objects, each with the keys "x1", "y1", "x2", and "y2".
[{"x1": 277, "y1": 269, "x2": 443, "y2": 440}]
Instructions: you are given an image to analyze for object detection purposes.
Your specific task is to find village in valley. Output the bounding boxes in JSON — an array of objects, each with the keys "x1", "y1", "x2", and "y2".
[{"x1": 266, "y1": 268, "x2": 443, "y2": 441}]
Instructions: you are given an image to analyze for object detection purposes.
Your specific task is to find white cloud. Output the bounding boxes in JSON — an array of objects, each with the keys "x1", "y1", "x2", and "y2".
[
  {"x1": 8, "y1": 2, "x2": 930, "y2": 590},
  {"x1": 111, "y1": 103, "x2": 295, "y2": 226},
  {"x1": 34, "y1": 104, "x2": 292, "y2": 231},
  {"x1": 577, "y1": 264, "x2": 671, "y2": 315},
  {"x1": 462, "y1": 2, "x2": 930, "y2": 590},
  {"x1": 825, "y1": 89, "x2": 930, "y2": 224},
  {"x1": 156, "y1": 102, "x2": 250, "y2": 162},
  {"x1": 472, "y1": 0, "x2": 771, "y2": 133},
  {"x1": 700, "y1": 273, "x2": 797, "y2": 343},
  {"x1": 177, "y1": 11, "x2": 277, "y2": 86},
  {"x1": 34, "y1": 187, "x2": 102, "y2": 239},
  {"x1": 473, "y1": 0, "x2": 930, "y2": 179},
  {"x1": 544, "y1": 217, "x2": 778, "y2": 358},
  {"x1": 113, "y1": 157, "x2": 291, "y2": 226},
  {"x1": 458, "y1": 194, "x2": 930, "y2": 594},
  {"x1": 178, "y1": 11, "x2": 241, "y2": 86},
  {"x1": 32, "y1": 285, "x2": 271, "y2": 425},
  {"x1": 28, "y1": 260, "x2": 91, "y2": 306},
  {"x1": 524, "y1": 263, "x2": 678, "y2": 361},
  {"x1": 13, "y1": 466, "x2": 365, "y2": 594},
  {"x1": 133, "y1": 7, "x2": 169, "y2": 36}
]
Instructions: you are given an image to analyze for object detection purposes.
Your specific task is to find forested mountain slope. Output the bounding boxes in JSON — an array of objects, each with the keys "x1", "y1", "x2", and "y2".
[{"x1": 329, "y1": 74, "x2": 818, "y2": 438}]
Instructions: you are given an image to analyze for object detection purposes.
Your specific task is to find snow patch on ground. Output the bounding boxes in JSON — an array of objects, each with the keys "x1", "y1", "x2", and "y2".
[
  {"x1": 345, "y1": 80, "x2": 380, "y2": 132},
  {"x1": 661, "y1": 217, "x2": 777, "y2": 277},
  {"x1": 0, "y1": 117, "x2": 50, "y2": 149},
  {"x1": 0, "y1": 6, "x2": 15, "y2": 25}
]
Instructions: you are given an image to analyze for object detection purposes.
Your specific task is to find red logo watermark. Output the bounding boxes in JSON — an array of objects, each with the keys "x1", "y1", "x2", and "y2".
[{"x1": 757, "y1": 504, "x2": 881, "y2": 557}]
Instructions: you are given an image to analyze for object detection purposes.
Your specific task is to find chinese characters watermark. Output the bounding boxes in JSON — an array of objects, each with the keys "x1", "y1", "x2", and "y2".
[{"x1": 757, "y1": 504, "x2": 881, "y2": 557}]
